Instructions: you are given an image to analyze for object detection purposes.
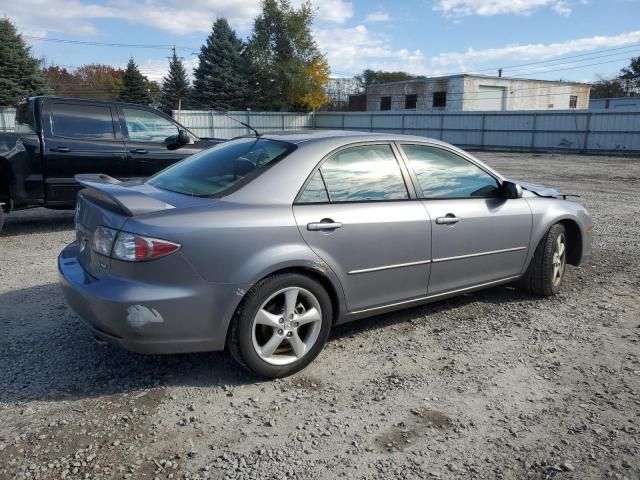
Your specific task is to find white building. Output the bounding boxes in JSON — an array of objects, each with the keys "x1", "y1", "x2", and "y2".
[{"x1": 363, "y1": 74, "x2": 591, "y2": 112}]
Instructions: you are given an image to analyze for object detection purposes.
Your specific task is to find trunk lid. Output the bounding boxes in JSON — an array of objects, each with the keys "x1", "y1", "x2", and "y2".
[{"x1": 74, "y1": 174, "x2": 213, "y2": 278}]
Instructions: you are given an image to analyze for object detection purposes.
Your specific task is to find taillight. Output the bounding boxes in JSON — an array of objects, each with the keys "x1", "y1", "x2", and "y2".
[
  {"x1": 112, "y1": 232, "x2": 180, "y2": 262},
  {"x1": 92, "y1": 226, "x2": 118, "y2": 256},
  {"x1": 91, "y1": 226, "x2": 180, "y2": 262}
]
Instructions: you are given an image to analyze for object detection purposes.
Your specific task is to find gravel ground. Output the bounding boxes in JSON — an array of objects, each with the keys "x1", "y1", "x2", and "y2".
[{"x1": 0, "y1": 152, "x2": 638, "y2": 480}]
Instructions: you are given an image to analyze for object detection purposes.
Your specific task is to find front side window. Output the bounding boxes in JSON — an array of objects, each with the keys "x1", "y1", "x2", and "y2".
[
  {"x1": 402, "y1": 144, "x2": 500, "y2": 199},
  {"x1": 148, "y1": 138, "x2": 295, "y2": 197},
  {"x1": 51, "y1": 103, "x2": 115, "y2": 139},
  {"x1": 123, "y1": 108, "x2": 179, "y2": 143},
  {"x1": 302, "y1": 144, "x2": 408, "y2": 203}
]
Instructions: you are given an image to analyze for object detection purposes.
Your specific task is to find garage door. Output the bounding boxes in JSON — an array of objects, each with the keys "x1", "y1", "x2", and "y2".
[{"x1": 477, "y1": 86, "x2": 506, "y2": 111}]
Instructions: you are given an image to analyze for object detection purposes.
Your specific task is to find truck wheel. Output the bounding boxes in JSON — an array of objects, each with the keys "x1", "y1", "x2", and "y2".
[
  {"x1": 517, "y1": 223, "x2": 567, "y2": 296},
  {"x1": 228, "y1": 273, "x2": 333, "y2": 378}
]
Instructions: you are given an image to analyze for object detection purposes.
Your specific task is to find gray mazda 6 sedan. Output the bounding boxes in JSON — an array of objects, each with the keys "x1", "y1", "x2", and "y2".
[{"x1": 59, "y1": 131, "x2": 592, "y2": 377}]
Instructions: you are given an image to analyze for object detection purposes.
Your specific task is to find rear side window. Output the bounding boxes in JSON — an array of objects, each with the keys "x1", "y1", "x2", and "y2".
[
  {"x1": 298, "y1": 144, "x2": 408, "y2": 203},
  {"x1": 402, "y1": 144, "x2": 500, "y2": 198},
  {"x1": 148, "y1": 138, "x2": 295, "y2": 197},
  {"x1": 50, "y1": 103, "x2": 115, "y2": 139}
]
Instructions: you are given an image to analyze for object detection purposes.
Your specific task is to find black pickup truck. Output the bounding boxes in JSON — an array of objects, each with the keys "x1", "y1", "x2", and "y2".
[{"x1": 0, "y1": 96, "x2": 221, "y2": 232}]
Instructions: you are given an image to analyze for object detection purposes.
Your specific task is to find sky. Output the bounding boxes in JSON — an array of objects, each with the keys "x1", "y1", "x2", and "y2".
[{"x1": 3, "y1": 0, "x2": 640, "y2": 83}]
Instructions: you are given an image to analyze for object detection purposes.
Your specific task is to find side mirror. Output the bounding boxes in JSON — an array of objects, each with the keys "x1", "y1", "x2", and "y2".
[
  {"x1": 502, "y1": 181, "x2": 523, "y2": 199},
  {"x1": 177, "y1": 129, "x2": 190, "y2": 146}
]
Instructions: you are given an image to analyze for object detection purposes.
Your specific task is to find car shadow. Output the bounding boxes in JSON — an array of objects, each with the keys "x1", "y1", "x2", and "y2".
[
  {"x1": 330, "y1": 285, "x2": 540, "y2": 340},
  {"x1": 0, "y1": 281, "x2": 542, "y2": 404},
  {"x1": 0, "y1": 208, "x2": 75, "y2": 237},
  {"x1": 0, "y1": 283, "x2": 253, "y2": 404}
]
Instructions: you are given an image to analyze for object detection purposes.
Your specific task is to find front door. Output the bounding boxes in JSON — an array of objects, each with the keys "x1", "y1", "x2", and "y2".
[
  {"x1": 398, "y1": 143, "x2": 532, "y2": 296},
  {"x1": 119, "y1": 106, "x2": 193, "y2": 178},
  {"x1": 293, "y1": 143, "x2": 431, "y2": 312}
]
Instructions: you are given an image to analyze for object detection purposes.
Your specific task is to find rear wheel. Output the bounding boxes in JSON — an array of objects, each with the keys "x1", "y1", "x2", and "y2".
[
  {"x1": 228, "y1": 273, "x2": 332, "y2": 378},
  {"x1": 517, "y1": 223, "x2": 567, "y2": 296}
]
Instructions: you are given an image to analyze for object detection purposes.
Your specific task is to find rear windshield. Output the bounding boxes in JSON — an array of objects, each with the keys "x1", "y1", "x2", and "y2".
[
  {"x1": 148, "y1": 137, "x2": 296, "y2": 197},
  {"x1": 15, "y1": 100, "x2": 36, "y2": 133}
]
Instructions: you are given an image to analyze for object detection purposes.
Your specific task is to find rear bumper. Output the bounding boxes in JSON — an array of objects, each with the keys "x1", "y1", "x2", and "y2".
[{"x1": 58, "y1": 242, "x2": 239, "y2": 354}]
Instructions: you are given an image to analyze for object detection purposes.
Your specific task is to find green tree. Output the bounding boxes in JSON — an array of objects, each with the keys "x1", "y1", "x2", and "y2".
[
  {"x1": 119, "y1": 58, "x2": 151, "y2": 105},
  {"x1": 620, "y1": 56, "x2": 640, "y2": 96},
  {"x1": 356, "y1": 69, "x2": 418, "y2": 91},
  {"x1": 192, "y1": 18, "x2": 249, "y2": 110},
  {"x1": 160, "y1": 50, "x2": 191, "y2": 113},
  {"x1": 590, "y1": 76, "x2": 624, "y2": 99},
  {"x1": 246, "y1": 0, "x2": 328, "y2": 111},
  {"x1": 0, "y1": 18, "x2": 51, "y2": 106}
]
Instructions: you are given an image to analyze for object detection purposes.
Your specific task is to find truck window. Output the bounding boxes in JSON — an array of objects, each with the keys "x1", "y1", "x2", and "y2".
[
  {"x1": 51, "y1": 103, "x2": 116, "y2": 140},
  {"x1": 122, "y1": 108, "x2": 179, "y2": 143}
]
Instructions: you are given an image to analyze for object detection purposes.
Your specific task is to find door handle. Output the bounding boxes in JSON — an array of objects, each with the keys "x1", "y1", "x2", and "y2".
[
  {"x1": 307, "y1": 221, "x2": 343, "y2": 231},
  {"x1": 51, "y1": 146, "x2": 71, "y2": 153},
  {"x1": 128, "y1": 148, "x2": 148, "y2": 154},
  {"x1": 435, "y1": 215, "x2": 461, "y2": 225}
]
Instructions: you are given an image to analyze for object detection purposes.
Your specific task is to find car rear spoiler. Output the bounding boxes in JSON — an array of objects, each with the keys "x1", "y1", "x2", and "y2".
[{"x1": 75, "y1": 174, "x2": 176, "y2": 217}]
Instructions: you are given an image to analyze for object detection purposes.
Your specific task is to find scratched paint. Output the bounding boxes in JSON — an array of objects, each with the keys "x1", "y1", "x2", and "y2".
[{"x1": 126, "y1": 305, "x2": 164, "y2": 328}]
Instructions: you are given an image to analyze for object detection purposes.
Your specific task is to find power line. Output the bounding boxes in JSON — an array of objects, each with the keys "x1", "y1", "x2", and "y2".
[{"x1": 24, "y1": 35, "x2": 197, "y2": 53}]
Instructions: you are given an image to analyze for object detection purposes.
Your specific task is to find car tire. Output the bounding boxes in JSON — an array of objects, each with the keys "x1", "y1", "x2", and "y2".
[
  {"x1": 517, "y1": 223, "x2": 567, "y2": 296},
  {"x1": 227, "y1": 273, "x2": 333, "y2": 378},
  {"x1": 0, "y1": 206, "x2": 4, "y2": 234}
]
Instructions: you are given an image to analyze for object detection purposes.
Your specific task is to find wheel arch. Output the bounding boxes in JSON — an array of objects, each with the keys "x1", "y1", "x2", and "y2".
[
  {"x1": 0, "y1": 157, "x2": 12, "y2": 209},
  {"x1": 559, "y1": 218, "x2": 582, "y2": 266}
]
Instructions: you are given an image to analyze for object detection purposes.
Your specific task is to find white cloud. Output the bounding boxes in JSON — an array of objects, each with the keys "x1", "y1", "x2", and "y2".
[
  {"x1": 364, "y1": 10, "x2": 391, "y2": 22},
  {"x1": 5, "y1": 0, "x2": 352, "y2": 37},
  {"x1": 315, "y1": 26, "x2": 640, "y2": 78},
  {"x1": 435, "y1": 0, "x2": 573, "y2": 17}
]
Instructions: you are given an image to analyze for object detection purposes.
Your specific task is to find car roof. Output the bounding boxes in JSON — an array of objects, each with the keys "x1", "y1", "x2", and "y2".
[{"x1": 259, "y1": 129, "x2": 447, "y2": 146}]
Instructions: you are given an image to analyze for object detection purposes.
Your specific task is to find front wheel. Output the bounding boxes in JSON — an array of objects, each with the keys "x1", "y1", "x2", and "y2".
[
  {"x1": 228, "y1": 273, "x2": 333, "y2": 378},
  {"x1": 517, "y1": 223, "x2": 567, "y2": 296}
]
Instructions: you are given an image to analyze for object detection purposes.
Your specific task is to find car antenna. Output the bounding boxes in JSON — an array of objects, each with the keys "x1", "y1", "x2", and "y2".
[{"x1": 214, "y1": 109, "x2": 262, "y2": 138}]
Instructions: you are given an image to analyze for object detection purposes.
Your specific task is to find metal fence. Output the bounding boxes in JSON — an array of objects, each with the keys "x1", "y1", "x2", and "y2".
[
  {"x1": 2, "y1": 106, "x2": 638, "y2": 154},
  {"x1": 0, "y1": 108, "x2": 16, "y2": 132},
  {"x1": 177, "y1": 109, "x2": 640, "y2": 155}
]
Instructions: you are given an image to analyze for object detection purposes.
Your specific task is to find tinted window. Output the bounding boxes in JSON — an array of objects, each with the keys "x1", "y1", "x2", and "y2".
[
  {"x1": 319, "y1": 145, "x2": 408, "y2": 202},
  {"x1": 148, "y1": 138, "x2": 295, "y2": 197},
  {"x1": 123, "y1": 108, "x2": 179, "y2": 143},
  {"x1": 298, "y1": 171, "x2": 329, "y2": 203},
  {"x1": 380, "y1": 96, "x2": 391, "y2": 111},
  {"x1": 402, "y1": 145, "x2": 499, "y2": 198},
  {"x1": 405, "y1": 94, "x2": 417, "y2": 109},
  {"x1": 51, "y1": 103, "x2": 115, "y2": 139}
]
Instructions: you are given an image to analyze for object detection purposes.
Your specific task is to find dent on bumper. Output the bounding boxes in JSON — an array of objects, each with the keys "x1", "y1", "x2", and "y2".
[{"x1": 58, "y1": 243, "x2": 240, "y2": 353}]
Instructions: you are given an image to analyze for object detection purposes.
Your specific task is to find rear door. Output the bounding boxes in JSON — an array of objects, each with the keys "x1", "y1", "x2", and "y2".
[
  {"x1": 118, "y1": 106, "x2": 197, "y2": 178},
  {"x1": 293, "y1": 143, "x2": 431, "y2": 313},
  {"x1": 398, "y1": 143, "x2": 532, "y2": 296},
  {"x1": 42, "y1": 101, "x2": 127, "y2": 205}
]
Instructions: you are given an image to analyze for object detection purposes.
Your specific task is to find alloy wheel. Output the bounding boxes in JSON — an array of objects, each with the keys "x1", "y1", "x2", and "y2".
[
  {"x1": 251, "y1": 287, "x2": 323, "y2": 366},
  {"x1": 551, "y1": 233, "x2": 566, "y2": 287}
]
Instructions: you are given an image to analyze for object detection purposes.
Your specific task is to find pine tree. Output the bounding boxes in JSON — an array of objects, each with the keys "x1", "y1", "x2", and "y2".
[
  {"x1": 0, "y1": 18, "x2": 51, "y2": 106},
  {"x1": 119, "y1": 58, "x2": 152, "y2": 105},
  {"x1": 246, "y1": 0, "x2": 328, "y2": 111},
  {"x1": 191, "y1": 18, "x2": 249, "y2": 110},
  {"x1": 159, "y1": 50, "x2": 191, "y2": 113}
]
